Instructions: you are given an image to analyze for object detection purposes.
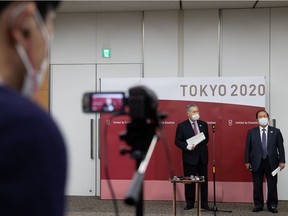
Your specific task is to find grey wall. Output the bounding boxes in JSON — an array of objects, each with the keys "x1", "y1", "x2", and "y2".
[{"x1": 51, "y1": 7, "x2": 288, "y2": 200}]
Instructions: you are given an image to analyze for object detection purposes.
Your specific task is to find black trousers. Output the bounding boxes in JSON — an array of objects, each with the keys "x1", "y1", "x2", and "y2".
[
  {"x1": 183, "y1": 161, "x2": 208, "y2": 207},
  {"x1": 252, "y1": 158, "x2": 278, "y2": 208}
]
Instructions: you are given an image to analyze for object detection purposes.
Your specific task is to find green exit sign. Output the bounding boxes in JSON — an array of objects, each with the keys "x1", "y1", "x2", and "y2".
[{"x1": 102, "y1": 48, "x2": 111, "y2": 58}]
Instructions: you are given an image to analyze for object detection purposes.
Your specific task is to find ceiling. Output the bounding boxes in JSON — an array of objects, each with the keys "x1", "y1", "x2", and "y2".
[{"x1": 58, "y1": 0, "x2": 288, "y2": 13}]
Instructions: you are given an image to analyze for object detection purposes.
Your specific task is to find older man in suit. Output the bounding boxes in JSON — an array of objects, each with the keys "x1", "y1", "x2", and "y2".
[
  {"x1": 245, "y1": 110, "x2": 285, "y2": 213},
  {"x1": 175, "y1": 104, "x2": 210, "y2": 210}
]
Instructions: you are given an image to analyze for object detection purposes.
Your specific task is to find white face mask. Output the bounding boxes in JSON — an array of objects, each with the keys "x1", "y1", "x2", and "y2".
[
  {"x1": 191, "y1": 113, "x2": 200, "y2": 121},
  {"x1": 15, "y1": 44, "x2": 49, "y2": 97},
  {"x1": 11, "y1": 4, "x2": 51, "y2": 98},
  {"x1": 258, "y1": 117, "x2": 268, "y2": 126}
]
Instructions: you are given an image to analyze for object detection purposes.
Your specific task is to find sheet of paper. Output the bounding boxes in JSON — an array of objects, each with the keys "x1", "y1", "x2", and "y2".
[
  {"x1": 271, "y1": 166, "x2": 281, "y2": 177},
  {"x1": 186, "y1": 132, "x2": 206, "y2": 146}
]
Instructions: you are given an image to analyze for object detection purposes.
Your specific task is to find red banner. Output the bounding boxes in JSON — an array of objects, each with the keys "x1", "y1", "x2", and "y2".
[{"x1": 100, "y1": 77, "x2": 265, "y2": 202}]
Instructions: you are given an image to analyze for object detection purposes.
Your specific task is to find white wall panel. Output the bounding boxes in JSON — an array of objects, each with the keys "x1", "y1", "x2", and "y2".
[
  {"x1": 96, "y1": 12, "x2": 143, "y2": 64},
  {"x1": 270, "y1": 7, "x2": 288, "y2": 200},
  {"x1": 144, "y1": 11, "x2": 178, "y2": 77},
  {"x1": 50, "y1": 65, "x2": 97, "y2": 196},
  {"x1": 51, "y1": 13, "x2": 96, "y2": 64},
  {"x1": 183, "y1": 9, "x2": 219, "y2": 76},
  {"x1": 221, "y1": 9, "x2": 270, "y2": 76}
]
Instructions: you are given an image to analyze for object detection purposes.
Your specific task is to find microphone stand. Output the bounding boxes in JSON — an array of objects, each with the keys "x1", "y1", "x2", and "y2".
[{"x1": 211, "y1": 124, "x2": 232, "y2": 215}]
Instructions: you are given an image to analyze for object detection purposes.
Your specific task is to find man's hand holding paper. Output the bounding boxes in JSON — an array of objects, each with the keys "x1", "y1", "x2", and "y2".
[
  {"x1": 186, "y1": 132, "x2": 206, "y2": 150},
  {"x1": 186, "y1": 143, "x2": 196, "y2": 150}
]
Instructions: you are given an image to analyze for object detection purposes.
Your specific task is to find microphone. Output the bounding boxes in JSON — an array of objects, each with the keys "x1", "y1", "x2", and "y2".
[{"x1": 212, "y1": 123, "x2": 216, "y2": 133}]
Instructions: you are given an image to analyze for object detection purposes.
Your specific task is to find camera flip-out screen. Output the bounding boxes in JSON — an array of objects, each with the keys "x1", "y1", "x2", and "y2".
[{"x1": 83, "y1": 92, "x2": 125, "y2": 113}]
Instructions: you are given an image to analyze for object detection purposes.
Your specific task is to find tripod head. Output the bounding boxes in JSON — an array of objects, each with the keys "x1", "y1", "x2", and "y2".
[
  {"x1": 119, "y1": 119, "x2": 156, "y2": 160},
  {"x1": 120, "y1": 86, "x2": 166, "y2": 160}
]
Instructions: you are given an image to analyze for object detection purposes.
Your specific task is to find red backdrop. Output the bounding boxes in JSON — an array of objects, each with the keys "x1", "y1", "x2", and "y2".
[{"x1": 100, "y1": 100, "x2": 261, "y2": 182}]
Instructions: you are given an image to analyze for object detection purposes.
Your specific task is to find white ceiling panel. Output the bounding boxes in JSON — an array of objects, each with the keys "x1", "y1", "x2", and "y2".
[
  {"x1": 256, "y1": 0, "x2": 288, "y2": 8},
  {"x1": 58, "y1": 1, "x2": 180, "y2": 13},
  {"x1": 58, "y1": 0, "x2": 288, "y2": 13},
  {"x1": 182, "y1": 1, "x2": 256, "y2": 10}
]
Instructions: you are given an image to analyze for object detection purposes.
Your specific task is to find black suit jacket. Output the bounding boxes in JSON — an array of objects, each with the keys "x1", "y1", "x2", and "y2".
[
  {"x1": 245, "y1": 126, "x2": 285, "y2": 172},
  {"x1": 175, "y1": 119, "x2": 209, "y2": 166},
  {"x1": 0, "y1": 86, "x2": 67, "y2": 216}
]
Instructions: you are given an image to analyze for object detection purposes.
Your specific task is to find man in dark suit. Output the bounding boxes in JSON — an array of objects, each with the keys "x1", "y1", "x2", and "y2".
[
  {"x1": 175, "y1": 104, "x2": 210, "y2": 210},
  {"x1": 245, "y1": 110, "x2": 285, "y2": 213}
]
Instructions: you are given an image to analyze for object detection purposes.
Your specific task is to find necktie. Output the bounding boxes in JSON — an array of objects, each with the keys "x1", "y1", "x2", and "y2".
[
  {"x1": 261, "y1": 128, "x2": 267, "y2": 159},
  {"x1": 192, "y1": 122, "x2": 198, "y2": 135}
]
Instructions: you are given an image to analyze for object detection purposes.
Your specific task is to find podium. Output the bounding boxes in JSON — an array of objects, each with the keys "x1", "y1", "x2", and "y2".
[{"x1": 169, "y1": 176, "x2": 205, "y2": 216}]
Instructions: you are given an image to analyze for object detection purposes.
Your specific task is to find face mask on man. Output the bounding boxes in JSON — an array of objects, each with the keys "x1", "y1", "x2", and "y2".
[
  {"x1": 191, "y1": 113, "x2": 200, "y2": 121},
  {"x1": 10, "y1": 4, "x2": 52, "y2": 98},
  {"x1": 258, "y1": 117, "x2": 269, "y2": 126}
]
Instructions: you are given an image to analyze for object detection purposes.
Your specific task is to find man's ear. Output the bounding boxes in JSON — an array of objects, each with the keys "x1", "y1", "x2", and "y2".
[
  {"x1": 20, "y1": 21, "x2": 30, "y2": 38},
  {"x1": 9, "y1": 3, "x2": 36, "y2": 46}
]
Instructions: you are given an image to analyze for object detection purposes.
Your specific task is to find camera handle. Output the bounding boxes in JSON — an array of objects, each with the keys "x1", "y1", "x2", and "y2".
[{"x1": 124, "y1": 134, "x2": 158, "y2": 216}]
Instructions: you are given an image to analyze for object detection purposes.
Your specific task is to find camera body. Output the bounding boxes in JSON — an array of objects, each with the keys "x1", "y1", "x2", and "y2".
[
  {"x1": 82, "y1": 86, "x2": 163, "y2": 152},
  {"x1": 82, "y1": 86, "x2": 160, "y2": 124}
]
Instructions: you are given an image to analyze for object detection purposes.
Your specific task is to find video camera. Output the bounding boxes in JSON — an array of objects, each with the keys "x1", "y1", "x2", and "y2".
[
  {"x1": 82, "y1": 85, "x2": 160, "y2": 125},
  {"x1": 83, "y1": 86, "x2": 165, "y2": 155},
  {"x1": 83, "y1": 86, "x2": 167, "y2": 210}
]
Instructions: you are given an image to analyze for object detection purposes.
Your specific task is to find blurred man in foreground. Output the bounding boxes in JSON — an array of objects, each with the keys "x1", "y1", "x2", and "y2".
[{"x1": 0, "y1": 1, "x2": 67, "y2": 215}]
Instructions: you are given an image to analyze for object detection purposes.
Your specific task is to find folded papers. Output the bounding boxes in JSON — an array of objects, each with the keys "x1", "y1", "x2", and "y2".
[
  {"x1": 271, "y1": 166, "x2": 281, "y2": 177},
  {"x1": 186, "y1": 132, "x2": 206, "y2": 146}
]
